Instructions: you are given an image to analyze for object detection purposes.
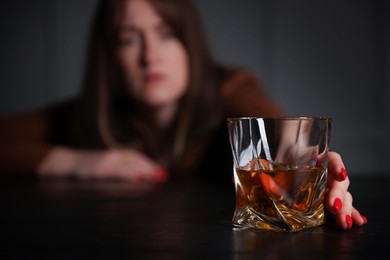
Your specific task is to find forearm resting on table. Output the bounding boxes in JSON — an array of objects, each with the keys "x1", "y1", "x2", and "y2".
[
  {"x1": 37, "y1": 147, "x2": 81, "y2": 178},
  {"x1": 0, "y1": 145, "x2": 100, "y2": 180}
]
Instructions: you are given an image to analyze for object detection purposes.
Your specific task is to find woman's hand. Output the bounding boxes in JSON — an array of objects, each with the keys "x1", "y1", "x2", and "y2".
[
  {"x1": 38, "y1": 147, "x2": 168, "y2": 183},
  {"x1": 325, "y1": 151, "x2": 367, "y2": 230}
]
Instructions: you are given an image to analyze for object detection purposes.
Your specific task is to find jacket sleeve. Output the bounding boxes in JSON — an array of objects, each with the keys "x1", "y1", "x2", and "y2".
[
  {"x1": 0, "y1": 101, "x2": 74, "y2": 178},
  {"x1": 220, "y1": 67, "x2": 285, "y2": 118}
]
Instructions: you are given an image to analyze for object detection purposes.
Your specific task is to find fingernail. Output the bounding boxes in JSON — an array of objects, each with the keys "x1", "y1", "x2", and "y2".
[
  {"x1": 360, "y1": 214, "x2": 368, "y2": 224},
  {"x1": 340, "y1": 167, "x2": 347, "y2": 181},
  {"x1": 333, "y1": 198, "x2": 342, "y2": 214},
  {"x1": 154, "y1": 168, "x2": 168, "y2": 181},
  {"x1": 135, "y1": 175, "x2": 145, "y2": 182},
  {"x1": 346, "y1": 215, "x2": 353, "y2": 229}
]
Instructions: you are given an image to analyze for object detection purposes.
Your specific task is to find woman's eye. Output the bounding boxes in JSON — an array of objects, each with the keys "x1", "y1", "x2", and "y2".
[{"x1": 119, "y1": 34, "x2": 140, "y2": 46}]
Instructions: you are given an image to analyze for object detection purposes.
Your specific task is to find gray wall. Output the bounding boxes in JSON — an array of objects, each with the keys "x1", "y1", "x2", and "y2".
[{"x1": 0, "y1": 0, "x2": 389, "y2": 175}]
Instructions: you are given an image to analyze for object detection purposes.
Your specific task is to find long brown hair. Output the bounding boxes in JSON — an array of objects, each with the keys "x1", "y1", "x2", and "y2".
[{"x1": 73, "y1": 0, "x2": 224, "y2": 173}]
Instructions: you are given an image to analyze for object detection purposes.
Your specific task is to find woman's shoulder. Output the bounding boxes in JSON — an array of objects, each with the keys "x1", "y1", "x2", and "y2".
[
  {"x1": 218, "y1": 65, "x2": 284, "y2": 117},
  {"x1": 218, "y1": 65, "x2": 264, "y2": 95},
  {"x1": 219, "y1": 65, "x2": 262, "y2": 83},
  {"x1": 0, "y1": 97, "x2": 81, "y2": 146}
]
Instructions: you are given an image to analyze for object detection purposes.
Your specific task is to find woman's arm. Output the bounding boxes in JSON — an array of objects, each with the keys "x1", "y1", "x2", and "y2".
[
  {"x1": 0, "y1": 102, "x2": 167, "y2": 182},
  {"x1": 37, "y1": 147, "x2": 168, "y2": 182},
  {"x1": 0, "y1": 108, "x2": 53, "y2": 177}
]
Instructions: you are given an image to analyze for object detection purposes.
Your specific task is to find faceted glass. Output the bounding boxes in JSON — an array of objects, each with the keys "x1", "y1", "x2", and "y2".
[{"x1": 227, "y1": 117, "x2": 332, "y2": 232}]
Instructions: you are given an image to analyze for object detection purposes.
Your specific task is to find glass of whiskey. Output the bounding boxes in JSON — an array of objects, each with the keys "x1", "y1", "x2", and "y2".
[{"x1": 227, "y1": 117, "x2": 332, "y2": 232}]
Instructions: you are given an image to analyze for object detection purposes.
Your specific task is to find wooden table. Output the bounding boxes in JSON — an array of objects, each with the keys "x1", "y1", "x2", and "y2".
[{"x1": 1, "y1": 175, "x2": 389, "y2": 259}]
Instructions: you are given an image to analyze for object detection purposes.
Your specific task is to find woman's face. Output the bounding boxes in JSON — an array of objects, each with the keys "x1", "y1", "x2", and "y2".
[{"x1": 117, "y1": 0, "x2": 189, "y2": 108}]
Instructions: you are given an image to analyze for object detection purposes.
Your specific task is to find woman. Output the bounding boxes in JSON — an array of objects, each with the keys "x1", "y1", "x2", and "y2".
[{"x1": 0, "y1": 0, "x2": 366, "y2": 230}]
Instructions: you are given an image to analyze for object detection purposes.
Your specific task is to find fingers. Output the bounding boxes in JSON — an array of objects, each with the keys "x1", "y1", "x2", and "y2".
[
  {"x1": 328, "y1": 151, "x2": 347, "y2": 182},
  {"x1": 121, "y1": 167, "x2": 168, "y2": 183},
  {"x1": 326, "y1": 176, "x2": 350, "y2": 215},
  {"x1": 94, "y1": 149, "x2": 169, "y2": 183},
  {"x1": 335, "y1": 191, "x2": 353, "y2": 230},
  {"x1": 117, "y1": 150, "x2": 168, "y2": 183},
  {"x1": 120, "y1": 149, "x2": 168, "y2": 183},
  {"x1": 352, "y1": 208, "x2": 368, "y2": 226},
  {"x1": 326, "y1": 177, "x2": 368, "y2": 230},
  {"x1": 326, "y1": 151, "x2": 367, "y2": 230},
  {"x1": 335, "y1": 192, "x2": 367, "y2": 230}
]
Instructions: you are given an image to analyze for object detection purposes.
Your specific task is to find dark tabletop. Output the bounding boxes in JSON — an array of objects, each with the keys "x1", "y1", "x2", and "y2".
[{"x1": 1, "y1": 174, "x2": 389, "y2": 259}]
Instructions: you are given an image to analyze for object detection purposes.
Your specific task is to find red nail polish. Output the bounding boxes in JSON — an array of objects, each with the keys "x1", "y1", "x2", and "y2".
[
  {"x1": 346, "y1": 215, "x2": 353, "y2": 229},
  {"x1": 333, "y1": 198, "x2": 342, "y2": 214},
  {"x1": 135, "y1": 175, "x2": 145, "y2": 182},
  {"x1": 154, "y1": 168, "x2": 168, "y2": 181},
  {"x1": 340, "y1": 168, "x2": 347, "y2": 181},
  {"x1": 360, "y1": 214, "x2": 367, "y2": 224}
]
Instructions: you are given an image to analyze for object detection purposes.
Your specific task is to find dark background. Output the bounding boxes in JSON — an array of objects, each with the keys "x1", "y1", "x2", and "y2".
[{"x1": 0, "y1": 0, "x2": 389, "y2": 175}]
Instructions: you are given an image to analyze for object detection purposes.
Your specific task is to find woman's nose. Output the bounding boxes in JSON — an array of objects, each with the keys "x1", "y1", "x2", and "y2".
[{"x1": 140, "y1": 38, "x2": 159, "y2": 67}]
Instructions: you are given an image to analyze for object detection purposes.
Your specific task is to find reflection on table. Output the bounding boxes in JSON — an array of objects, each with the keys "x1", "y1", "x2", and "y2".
[{"x1": 0, "y1": 175, "x2": 388, "y2": 258}]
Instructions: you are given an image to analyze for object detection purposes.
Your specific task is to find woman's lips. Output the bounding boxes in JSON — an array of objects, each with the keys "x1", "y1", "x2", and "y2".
[{"x1": 144, "y1": 73, "x2": 164, "y2": 85}]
